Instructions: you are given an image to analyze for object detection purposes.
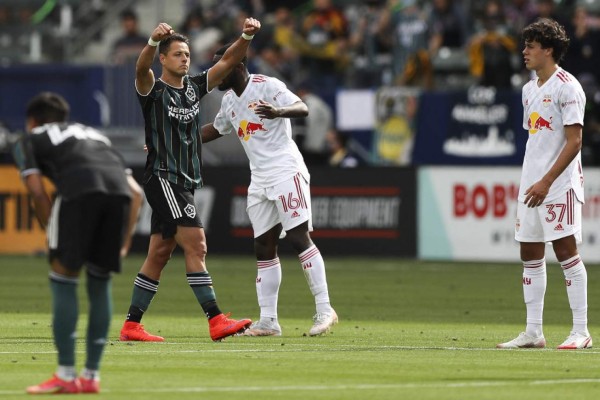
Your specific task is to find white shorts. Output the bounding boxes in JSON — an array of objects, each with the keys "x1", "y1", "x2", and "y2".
[
  {"x1": 247, "y1": 173, "x2": 313, "y2": 238},
  {"x1": 515, "y1": 189, "x2": 582, "y2": 243}
]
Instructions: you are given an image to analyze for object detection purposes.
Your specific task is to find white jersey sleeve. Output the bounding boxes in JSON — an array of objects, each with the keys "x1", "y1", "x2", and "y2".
[{"x1": 213, "y1": 92, "x2": 236, "y2": 137}]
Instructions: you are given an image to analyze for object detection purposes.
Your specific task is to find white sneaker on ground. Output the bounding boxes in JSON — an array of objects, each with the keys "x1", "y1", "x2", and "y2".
[
  {"x1": 557, "y1": 332, "x2": 592, "y2": 350},
  {"x1": 496, "y1": 332, "x2": 546, "y2": 349},
  {"x1": 243, "y1": 318, "x2": 282, "y2": 336},
  {"x1": 309, "y1": 309, "x2": 338, "y2": 336}
]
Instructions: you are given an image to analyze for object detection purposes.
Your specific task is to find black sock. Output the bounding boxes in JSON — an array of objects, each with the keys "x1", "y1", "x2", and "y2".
[
  {"x1": 202, "y1": 300, "x2": 222, "y2": 320},
  {"x1": 126, "y1": 305, "x2": 144, "y2": 323}
]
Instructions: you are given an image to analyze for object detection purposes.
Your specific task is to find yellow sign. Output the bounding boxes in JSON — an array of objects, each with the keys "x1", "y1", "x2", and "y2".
[{"x1": 0, "y1": 165, "x2": 53, "y2": 254}]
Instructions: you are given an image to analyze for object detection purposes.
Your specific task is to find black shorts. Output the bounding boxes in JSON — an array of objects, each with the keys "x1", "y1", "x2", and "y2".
[
  {"x1": 48, "y1": 193, "x2": 130, "y2": 273},
  {"x1": 144, "y1": 175, "x2": 203, "y2": 238}
]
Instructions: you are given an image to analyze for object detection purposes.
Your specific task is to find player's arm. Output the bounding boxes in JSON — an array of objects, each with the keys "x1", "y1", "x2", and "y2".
[
  {"x1": 524, "y1": 124, "x2": 582, "y2": 207},
  {"x1": 201, "y1": 123, "x2": 223, "y2": 143},
  {"x1": 120, "y1": 173, "x2": 143, "y2": 258},
  {"x1": 207, "y1": 18, "x2": 261, "y2": 91},
  {"x1": 136, "y1": 22, "x2": 174, "y2": 95},
  {"x1": 254, "y1": 100, "x2": 309, "y2": 120},
  {"x1": 23, "y1": 173, "x2": 52, "y2": 229}
]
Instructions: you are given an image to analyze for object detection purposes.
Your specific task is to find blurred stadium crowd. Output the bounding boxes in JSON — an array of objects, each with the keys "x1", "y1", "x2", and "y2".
[{"x1": 1, "y1": 0, "x2": 599, "y2": 166}]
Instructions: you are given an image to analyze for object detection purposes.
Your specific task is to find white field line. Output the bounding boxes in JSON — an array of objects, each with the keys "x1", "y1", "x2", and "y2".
[
  {"x1": 2, "y1": 379, "x2": 600, "y2": 395},
  {"x1": 2, "y1": 344, "x2": 600, "y2": 354}
]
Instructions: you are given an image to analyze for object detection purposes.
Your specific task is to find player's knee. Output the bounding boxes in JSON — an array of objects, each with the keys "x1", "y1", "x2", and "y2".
[
  {"x1": 152, "y1": 245, "x2": 174, "y2": 264},
  {"x1": 183, "y1": 240, "x2": 207, "y2": 260}
]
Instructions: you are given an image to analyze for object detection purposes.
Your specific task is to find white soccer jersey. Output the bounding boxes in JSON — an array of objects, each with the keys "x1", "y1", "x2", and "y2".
[
  {"x1": 213, "y1": 74, "x2": 310, "y2": 188},
  {"x1": 520, "y1": 67, "x2": 586, "y2": 203}
]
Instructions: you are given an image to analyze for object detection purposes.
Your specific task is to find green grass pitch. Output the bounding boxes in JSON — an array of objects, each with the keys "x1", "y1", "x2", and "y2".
[{"x1": 0, "y1": 254, "x2": 599, "y2": 399}]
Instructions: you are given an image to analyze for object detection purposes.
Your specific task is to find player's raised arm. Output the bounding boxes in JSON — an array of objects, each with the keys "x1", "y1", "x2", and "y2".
[
  {"x1": 135, "y1": 22, "x2": 174, "y2": 95},
  {"x1": 207, "y1": 17, "x2": 261, "y2": 91}
]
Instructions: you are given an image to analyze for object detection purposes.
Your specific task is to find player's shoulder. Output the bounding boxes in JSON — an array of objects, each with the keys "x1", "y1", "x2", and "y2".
[
  {"x1": 250, "y1": 74, "x2": 270, "y2": 83},
  {"x1": 188, "y1": 70, "x2": 208, "y2": 85},
  {"x1": 250, "y1": 74, "x2": 285, "y2": 87},
  {"x1": 554, "y1": 69, "x2": 584, "y2": 95},
  {"x1": 30, "y1": 122, "x2": 62, "y2": 136}
]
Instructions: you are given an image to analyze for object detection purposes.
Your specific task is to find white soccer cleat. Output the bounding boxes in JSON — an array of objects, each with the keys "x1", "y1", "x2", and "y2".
[
  {"x1": 243, "y1": 318, "x2": 282, "y2": 336},
  {"x1": 309, "y1": 309, "x2": 338, "y2": 336},
  {"x1": 496, "y1": 332, "x2": 546, "y2": 349},
  {"x1": 557, "y1": 331, "x2": 592, "y2": 350}
]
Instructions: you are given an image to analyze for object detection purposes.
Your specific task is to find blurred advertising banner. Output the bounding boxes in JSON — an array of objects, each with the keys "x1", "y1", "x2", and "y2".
[
  {"x1": 413, "y1": 87, "x2": 526, "y2": 165},
  {"x1": 373, "y1": 87, "x2": 420, "y2": 166},
  {"x1": 418, "y1": 167, "x2": 600, "y2": 262},
  {"x1": 131, "y1": 167, "x2": 417, "y2": 257},
  {"x1": 0, "y1": 166, "x2": 51, "y2": 254}
]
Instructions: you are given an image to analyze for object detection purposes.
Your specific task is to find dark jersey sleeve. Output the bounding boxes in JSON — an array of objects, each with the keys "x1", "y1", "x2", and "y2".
[
  {"x1": 12, "y1": 134, "x2": 40, "y2": 177},
  {"x1": 137, "y1": 80, "x2": 163, "y2": 112},
  {"x1": 189, "y1": 71, "x2": 209, "y2": 95}
]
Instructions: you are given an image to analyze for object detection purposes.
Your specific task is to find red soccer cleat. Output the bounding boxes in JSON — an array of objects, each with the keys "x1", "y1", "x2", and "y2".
[
  {"x1": 209, "y1": 313, "x2": 251, "y2": 341},
  {"x1": 26, "y1": 374, "x2": 80, "y2": 394},
  {"x1": 77, "y1": 377, "x2": 100, "y2": 394},
  {"x1": 119, "y1": 321, "x2": 164, "y2": 342}
]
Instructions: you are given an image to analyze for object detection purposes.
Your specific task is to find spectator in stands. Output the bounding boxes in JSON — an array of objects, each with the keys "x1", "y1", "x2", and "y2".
[
  {"x1": 326, "y1": 129, "x2": 362, "y2": 168},
  {"x1": 381, "y1": 0, "x2": 433, "y2": 88},
  {"x1": 346, "y1": 0, "x2": 391, "y2": 87},
  {"x1": 528, "y1": 0, "x2": 569, "y2": 28},
  {"x1": 505, "y1": 0, "x2": 538, "y2": 40},
  {"x1": 299, "y1": 0, "x2": 349, "y2": 95},
  {"x1": 427, "y1": 0, "x2": 470, "y2": 54},
  {"x1": 111, "y1": 9, "x2": 148, "y2": 65},
  {"x1": 268, "y1": 6, "x2": 302, "y2": 85},
  {"x1": 579, "y1": 75, "x2": 600, "y2": 166},
  {"x1": 179, "y1": 7, "x2": 223, "y2": 69},
  {"x1": 253, "y1": 43, "x2": 293, "y2": 84},
  {"x1": 562, "y1": 5, "x2": 600, "y2": 85},
  {"x1": 468, "y1": 0, "x2": 518, "y2": 88}
]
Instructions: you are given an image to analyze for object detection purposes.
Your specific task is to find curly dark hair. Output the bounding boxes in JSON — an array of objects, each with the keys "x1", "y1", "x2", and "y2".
[
  {"x1": 158, "y1": 33, "x2": 189, "y2": 55},
  {"x1": 522, "y1": 18, "x2": 570, "y2": 63}
]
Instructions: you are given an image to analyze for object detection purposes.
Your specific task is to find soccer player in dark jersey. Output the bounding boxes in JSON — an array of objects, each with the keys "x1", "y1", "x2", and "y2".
[
  {"x1": 119, "y1": 18, "x2": 261, "y2": 342},
  {"x1": 12, "y1": 92, "x2": 143, "y2": 394}
]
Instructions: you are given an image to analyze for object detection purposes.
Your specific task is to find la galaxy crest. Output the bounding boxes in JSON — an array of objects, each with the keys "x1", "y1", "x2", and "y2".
[{"x1": 185, "y1": 85, "x2": 196, "y2": 102}]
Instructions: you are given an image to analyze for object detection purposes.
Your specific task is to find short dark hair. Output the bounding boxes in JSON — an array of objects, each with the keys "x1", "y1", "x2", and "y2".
[
  {"x1": 159, "y1": 33, "x2": 189, "y2": 55},
  {"x1": 26, "y1": 92, "x2": 70, "y2": 124},
  {"x1": 214, "y1": 43, "x2": 248, "y2": 66},
  {"x1": 522, "y1": 18, "x2": 570, "y2": 63}
]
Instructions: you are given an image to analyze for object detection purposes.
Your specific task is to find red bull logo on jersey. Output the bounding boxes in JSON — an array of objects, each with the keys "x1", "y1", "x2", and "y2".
[
  {"x1": 542, "y1": 95, "x2": 552, "y2": 107},
  {"x1": 527, "y1": 112, "x2": 553, "y2": 134},
  {"x1": 237, "y1": 120, "x2": 268, "y2": 141}
]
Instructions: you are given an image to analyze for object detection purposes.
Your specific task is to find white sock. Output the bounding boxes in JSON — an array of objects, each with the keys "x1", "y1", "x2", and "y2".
[
  {"x1": 56, "y1": 365, "x2": 76, "y2": 381},
  {"x1": 522, "y1": 258, "x2": 546, "y2": 337},
  {"x1": 81, "y1": 368, "x2": 100, "y2": 381},
  {"x1": 256, "y1": 258, "x2": 281, "y2": 320},
  {"x1": 561, "y1": 255, "x2": 588, "y2": 335},
  {"x1": 299, "y1": 245, "x2": 332, "y2": 314}
]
